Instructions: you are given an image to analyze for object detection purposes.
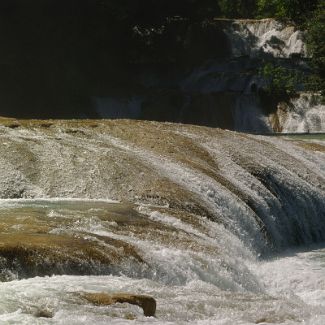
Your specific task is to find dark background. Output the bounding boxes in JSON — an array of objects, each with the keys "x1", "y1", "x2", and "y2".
[
  {"x1": 0, "y1": 0, "x2": 222, "y2": 118},
  {"x1": 0, "y1": 0, "x2": 322, "y2": 118}
]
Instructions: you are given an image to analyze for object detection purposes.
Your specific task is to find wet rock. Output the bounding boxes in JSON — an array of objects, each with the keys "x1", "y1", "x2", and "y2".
[
  {"x1": 82, "y1": 292, "x2": 156, "y2": 317},
  {"x1": 0, "y1": 204, "x2": 148, "y2": 279},
  {"x1": 39, "y1": 122, "x2": 53, "y2": 128},
  {"x1": 0, "y1": 232, "x2": 146, "y2": 279},
  {"x1": 34, "y1": 308, "x2": 54, "y2": 318},
  {"x1": 6, "y1": 123, "x2": 20, "y2": 129}
]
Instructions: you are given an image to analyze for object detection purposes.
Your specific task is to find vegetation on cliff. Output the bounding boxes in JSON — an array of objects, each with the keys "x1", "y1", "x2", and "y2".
[
  {"x1": 306, "y1": 3, "x2": 325, "y2": 98},
  {"x1": 111, "y1": 0, "x2": 324, "y2": 96}
]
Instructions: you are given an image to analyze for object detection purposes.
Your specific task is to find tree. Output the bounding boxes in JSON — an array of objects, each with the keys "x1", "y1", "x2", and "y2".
[
  {"x1": 306, "y1": 2, "x2": 325, "y2": 96},
  {"x1": 257, "y1": 0, "x2": 319, "y2": 24},
  {"x1": 259, "y1": 63, "x2": 301, "y2": 96}
]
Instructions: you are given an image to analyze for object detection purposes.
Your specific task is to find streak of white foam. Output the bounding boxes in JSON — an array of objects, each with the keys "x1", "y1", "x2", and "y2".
[
  {"x1": 252, "y1": 245, "x2": 325, "y2": 309},
  {"x1": 0, "y1": 198, "x2": 120, "y2": 208},
  {"x1": 225, "y1": 19, "x2": 307, "y2": 58},
  {"x1": 176, "y1": 128, "x2": 325, "y2": 244},
  {"x1": 257, "y1": 135, "x2": 325, "y2": 176},
  {"x1": 100, "y1": 133, "x2": 266, "y2": 252},
  {"x1": 48, "y1": 204, "x2": 260, "y2": 291}
]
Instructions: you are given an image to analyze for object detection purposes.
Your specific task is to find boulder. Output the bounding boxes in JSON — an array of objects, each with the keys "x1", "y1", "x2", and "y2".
[{"x1": 82, "y1": 292, "x2": 156, "y2": 317}]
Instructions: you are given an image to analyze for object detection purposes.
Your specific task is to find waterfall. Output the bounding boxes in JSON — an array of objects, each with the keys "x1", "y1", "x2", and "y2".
[
  {"x1": 0, "y1": 120, "x2": 323, "y2": 251},
  {"x1": 233, "y1": 94, "x2": 272, "y2": 132},
  {"x1": 87, "y1": 19, "x2": 323, "y2": 134},
  {"x1": 223, "y1": 19, "x2": 307, "y2": 58},
  {"x1": 0, "y1": 120, "x2": 324, "y2": 323},
  {"x1": 270, "y1": 93, "x2": 325, "y2": 133}
]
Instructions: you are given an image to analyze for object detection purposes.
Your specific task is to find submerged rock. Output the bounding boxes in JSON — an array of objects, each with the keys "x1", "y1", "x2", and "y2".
[
  {"x1": 33, "y1": 308, "x2": 54, "y2": 318},
  {"x1": 0, "y1": 202, "x2": 149, "y2": 279},
  {"x1": 81, "y1": 292, "x2": 156, "y2": 317}
]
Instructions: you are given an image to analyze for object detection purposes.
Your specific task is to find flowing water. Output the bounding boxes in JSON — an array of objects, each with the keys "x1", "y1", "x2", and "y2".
[
  {"x1": 0, "y1": 120, "x2": 324, "y2": 324},
  {"x1": 272, "y1": 94, "x2": 325, "y2": 133},
  {"x1": 223, "y1": 19, "x2": 307, "y2": 58},
  {"x1": 0, "y1": 200, "x2": 324, "y2": 325}
]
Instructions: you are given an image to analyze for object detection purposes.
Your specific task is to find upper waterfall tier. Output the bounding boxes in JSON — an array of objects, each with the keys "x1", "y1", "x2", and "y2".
[
  {"x1": 221, "y1": 19, "x2": 307, "y2": 58},
  {"x1": 0, "y1": 16, "x2": 322, "y2": 133}
]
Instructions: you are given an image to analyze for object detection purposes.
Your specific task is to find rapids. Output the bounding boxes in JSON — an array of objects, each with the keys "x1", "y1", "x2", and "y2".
[
  {"x1": 0, "y1": 119, "x2": 324, "y2": 324},
  {"x1": 269, "y1": 93, "x2": 325, "y2": 133}
]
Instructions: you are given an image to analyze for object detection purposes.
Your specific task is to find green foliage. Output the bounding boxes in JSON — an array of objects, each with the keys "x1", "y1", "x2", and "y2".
[
  {"x1": 254, "y1": 0, "x2": 324, "y2": 99},
  {"x1": 259, "y1": 63, "x2": 302, "y2": 95},
  {"x1": 256, "y1": 0, "x2": 319, "y2": 24},
  {"x1": 306, "y1": 3, "x2": 325, "y2": 96},
  {"x1": 258, "y1": 62, "x2": 304, "y2": 113}
]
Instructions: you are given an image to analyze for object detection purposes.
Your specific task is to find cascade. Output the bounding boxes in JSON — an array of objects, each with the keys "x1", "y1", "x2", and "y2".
[
  {"x1": 223, "y1": 19, "x2": 307, "y2": 58},
  {"x1": 270, "y1": 93, "x2": 325, "y2": 133},
  {"x1": 233, "y1": 94, "x2": 272, "y2": 132},
  {"x1": 0, "y1": 120, "x2": 324, "y2": 323}
]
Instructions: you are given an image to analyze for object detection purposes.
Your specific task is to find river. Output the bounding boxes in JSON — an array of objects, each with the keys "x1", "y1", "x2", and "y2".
[{"x1": 0, "y1": 120, "x2": 324, "y2": 324}]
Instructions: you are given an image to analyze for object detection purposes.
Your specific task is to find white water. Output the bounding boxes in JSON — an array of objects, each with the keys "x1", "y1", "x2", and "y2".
[
  {"x1": 233, "y1": 95, "x2": 272, "y2": 133},
  {"x1": 224, "y1": 19, "x2": 307, "y2": 58},
  {"x1": 0, "y1": 122, "x2": 324, "y2": 323},
  {"x1": 0, "y1": 200, "x2": 324, "y2": 324},
  {"x1": 0, "y1": 199, "x2": 324, "y2": 324},
  {"x1": 277, "y1": 94, "x2": 325, "y2": 133}
]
